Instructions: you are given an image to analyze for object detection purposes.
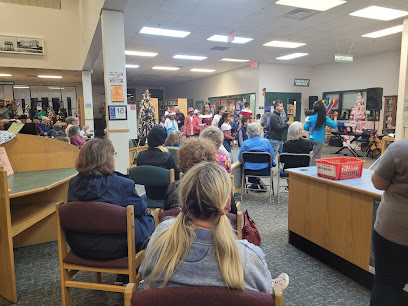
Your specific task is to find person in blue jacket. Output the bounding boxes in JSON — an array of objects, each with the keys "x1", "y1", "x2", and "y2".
[
  {"x1": 238, "y1": 122, "x2": 275, "y2": 191},
  {"x1": 304, "y1": 101, "x2": 338, "y2": 166},
  {"x1": 67, "y1": 138, "x2": 154, "y2": 284}
]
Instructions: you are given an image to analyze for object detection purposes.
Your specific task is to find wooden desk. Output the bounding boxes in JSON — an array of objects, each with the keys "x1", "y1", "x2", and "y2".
[
  {"x1": 381, "y1": 136, "x2": 395, "y2": 154},
  {"x1": 286, "y1": 167, "x2": 382, "y2": 272},
  {"x1": 0, "y1": 134, "x2": 79, "y2": 303}
]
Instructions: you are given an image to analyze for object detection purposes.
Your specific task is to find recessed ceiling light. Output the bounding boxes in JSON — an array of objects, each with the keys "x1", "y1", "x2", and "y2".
[
  {"x1": 0, "y1": 74, "x2": 12, "y2": 77},
  {"x1": 276, "y1": 53, "x2": 309, "y2": 60},
  {"x1": 152, "y1": 66, "x2": 180, "y2": 71},
  {"x1": 349, "y1": 6, "x2": 408, "y2": 21},
  {"x1": 362, "y1": 25, "x2": 403, "y2": 38},
  {"x1": 173, "y1": 55, "x2": 207, "y2": 60},
  {"x1": 207, "y1": 35, "x2": 253, "y2": 44},
  {"x1": 140, "y1": 26, "x2": 190, "y2": 38},
  {"x1": 126, "y1": 64, "x2": 140, "y2": 68},
  {"x1": 190, "y1": 68, "x2": 216, "y2": 72},
  {"x1": 263, "y1": 40, "x2": 306, "y2": 48},
  {"x1": 38, "y1": 75, "x2": 62, "y2": 78},
  {"x1": 125, "y1": 50, "x2": 158, "y2": 57},
  {"x1": 221, "y1": 58, "x2": 250, "y2": 62},
  {"x1": 275, "y1": 0, "x2": 346, "y2": 11}
]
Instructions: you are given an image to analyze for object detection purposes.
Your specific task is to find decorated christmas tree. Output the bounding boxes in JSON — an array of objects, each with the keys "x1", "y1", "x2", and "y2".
[
  {"x1": 137, "y1": 90, "x2": 156, "y2": 139},
  {"x1": 349, "y1": 92, "x2": 367, "y2": 133}
]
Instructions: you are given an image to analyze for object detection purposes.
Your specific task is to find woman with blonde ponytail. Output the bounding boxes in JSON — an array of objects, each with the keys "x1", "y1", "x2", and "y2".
[{"x1": 140, "y1": 162, "x2": 274, "y2": 293}]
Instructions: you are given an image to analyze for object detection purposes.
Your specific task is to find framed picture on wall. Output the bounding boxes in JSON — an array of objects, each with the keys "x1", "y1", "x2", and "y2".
[{"x1": 0, "y1": 35, "x2": 44, "y2": 55}]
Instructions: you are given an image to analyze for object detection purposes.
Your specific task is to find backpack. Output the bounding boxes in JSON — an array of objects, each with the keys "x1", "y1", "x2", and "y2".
[{"x1": 265, "y1": 113, "x2": 272, "y2": 128}]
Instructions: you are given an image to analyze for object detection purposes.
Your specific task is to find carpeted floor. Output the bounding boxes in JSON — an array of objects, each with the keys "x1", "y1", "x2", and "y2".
[{"x1": 0, "y1": 145, "x2": 377, "y2": 306}]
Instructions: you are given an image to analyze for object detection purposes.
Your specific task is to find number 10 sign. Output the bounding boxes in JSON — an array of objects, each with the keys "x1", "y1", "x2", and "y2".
[{"x1": 108, "y1": 105, "x2": 127, "y2": 120}]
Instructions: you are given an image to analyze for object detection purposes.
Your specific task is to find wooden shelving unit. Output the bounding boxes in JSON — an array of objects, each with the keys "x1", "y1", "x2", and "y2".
[{"x1": 383, "y1": 95, "x2": 397, "y2": 129}]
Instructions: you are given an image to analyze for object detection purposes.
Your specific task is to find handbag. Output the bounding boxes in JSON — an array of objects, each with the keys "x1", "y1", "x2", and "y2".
[{"x1": 242, "y1": 209, "x2": 261, "y2": 246}]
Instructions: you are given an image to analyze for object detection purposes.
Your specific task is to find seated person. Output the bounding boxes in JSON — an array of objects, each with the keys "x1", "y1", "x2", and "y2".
[
  {"x1": 68, "y1": 125, "x2": 85, "y2": 149},
  {"x1": 164, "y1": 137, "x2": 237, "y2": 214},
  {"x1": 33, "y1": 116, "x2": 47, "y2": 136},
  {"x1": 137, "y1": 126, "x2": 180, "y2": 200},
  {"x1": 67, "y1": 138, "x2": 154, "y2": 259},
  {"x1": 141, "y1": 162, "x2": 289, "y2": 293},
  {"x1": 238, "y1": 122, "x2": 275, "y2": 191},
  {"x1": 164, "y1": 130, "x2": 182, "y2": 147},
  {"x1": 280, "y1": 122, "x2": 313, "y2": 178},
  {"x1": 200, "y1": 126, "x2": 232, "y2": 174},
  {"x1": 66, "y1": 116, "x2": 89, "y2": 139}
]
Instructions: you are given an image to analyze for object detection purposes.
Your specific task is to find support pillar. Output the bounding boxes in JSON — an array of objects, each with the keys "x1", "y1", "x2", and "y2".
[
  {"x1": 396, "y1": 18, "x2": 408, "y2": 140},
  {"x1": 101, "y1": 9, "x2": 129, "y2": 173},
  {"x1": 81, "y1": 70, "x2": 94, "y2": 135}
]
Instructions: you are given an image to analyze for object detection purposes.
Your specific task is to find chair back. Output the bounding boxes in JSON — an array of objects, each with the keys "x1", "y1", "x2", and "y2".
[
  {"x1": 130, "y1": 286, "x2": 276, "y2": 306},
  {"x1": 242, "y1": 151, "x2": 273, "y2": 166},
  {"x1": 164, "y1": 146, "x2": 179, "y2": 165},
  {"x1": 59, "y1": 201, "x2": 127, "y2": 233},
  {"x1": 129, "y1": 165, "x2": 174, "y2": 186},
  {"x1": 279, "y1": 153, "x2": 311, "y2": 169}
]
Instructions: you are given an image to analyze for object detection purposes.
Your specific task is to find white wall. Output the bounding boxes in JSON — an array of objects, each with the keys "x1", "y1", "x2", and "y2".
[
  {"x1": 166, "y1": 65, "x2": 259, "y2": 104},
  {"x1": 0, "y1": 0, "x2": 82, "y2": 70}
]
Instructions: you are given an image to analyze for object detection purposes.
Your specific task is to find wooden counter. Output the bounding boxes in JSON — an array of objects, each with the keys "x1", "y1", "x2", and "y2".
[
  {"x1": 0, "y1": 135, "x2": 79, "y2": 303},
  {"x1": 286, "y1": 166, "x2": 382, "y2": 272}
]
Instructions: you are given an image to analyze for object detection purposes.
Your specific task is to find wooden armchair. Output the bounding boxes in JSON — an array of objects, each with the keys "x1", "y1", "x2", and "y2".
[{"x1": 56, "y1": 202, "x2": 144, "y2": 306}]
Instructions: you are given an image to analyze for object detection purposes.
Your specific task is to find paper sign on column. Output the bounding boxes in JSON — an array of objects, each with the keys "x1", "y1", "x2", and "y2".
[
  {"x1": 0, "y1": 147, "x2": 14, "y2": 176},
  {"x1": 111, "y1": 85, "x2": 124, "y2": 102}
]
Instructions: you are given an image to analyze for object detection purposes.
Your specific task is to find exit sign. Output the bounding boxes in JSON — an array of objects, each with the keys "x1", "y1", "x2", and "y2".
[{"x1": 335, "y1": 54, "x2": 353, "y2": 63}]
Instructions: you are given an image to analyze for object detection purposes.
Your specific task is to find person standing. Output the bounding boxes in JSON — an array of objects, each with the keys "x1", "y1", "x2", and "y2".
[
  {"x1": 164, "y1": 112, "x2": 178, "y2": 136},
  {"x1": 261, "y1": 106, "x2": 272, "y2": 132},
  {"x1": 212, "y1": 105, "x2": 225, "y2": 126},
  {"x1": 370, "y1": 140, "x2": 408, "y2": 306},
  {"x1": 201, "y1": 102, "x2": 213, "y2": 127},
  {"x1": 183, "y1": 107, "x2": 194, "y2": 137},
  {"x1": 238, "y1": 117, "x2": 249, "y2": 147},
  {"x1": 174, "y1": 106, "x2": 185, "y2": 131},
  {"x1": 240, "y1": 102, "x2": 253, "y2": 121},
  {"x1": 268, "y1": 101, "x2": 291, "y2": 157},
  {"x1": 192, "y1": 109, "x2": 203, "y2": 136},
  {"x1": 303, "y1": 101, "x2": 337, "y2": 166}
]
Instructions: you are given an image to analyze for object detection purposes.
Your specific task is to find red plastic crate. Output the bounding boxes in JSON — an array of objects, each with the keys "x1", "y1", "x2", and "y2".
[{"x1": 316, "y1": 157, "x2": 365, "y2": 180}]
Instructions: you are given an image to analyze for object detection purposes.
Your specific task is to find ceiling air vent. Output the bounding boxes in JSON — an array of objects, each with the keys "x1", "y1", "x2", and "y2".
[
  {"x1": 209, "y1": 46, "x2": 230, "y2": 51},
  {"x1": 284, "y1": 8, "x2": 318, "y2": 20}
]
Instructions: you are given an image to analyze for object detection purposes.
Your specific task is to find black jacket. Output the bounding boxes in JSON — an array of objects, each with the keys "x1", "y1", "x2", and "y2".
[
  {"x1": 268, "y1": 111, "x2": 288, "y2": 141},
  {"x1": 136, "y1": 148, "x2": 180, "y2": 200}
]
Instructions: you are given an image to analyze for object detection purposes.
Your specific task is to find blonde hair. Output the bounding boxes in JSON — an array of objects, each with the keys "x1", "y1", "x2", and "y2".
[
  {"x1": 287, "y1": 121, "x2": 304, "y2": 140},
  {"x1": 164, "y1": 130, "x2": 182, "y2": 147},
  {"x1": 143, "y1": 162, "x2": 243, "y2": 289}
]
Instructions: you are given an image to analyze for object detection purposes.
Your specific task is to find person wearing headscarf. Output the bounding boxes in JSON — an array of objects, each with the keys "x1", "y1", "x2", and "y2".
[{"x1": 136, "y1": 126, "x2": 180, "y2": 200}]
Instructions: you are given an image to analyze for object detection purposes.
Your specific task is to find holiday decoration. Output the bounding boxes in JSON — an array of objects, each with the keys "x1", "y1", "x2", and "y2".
[
  {"x1": 137, "y1": 90, "x2": 157, "y2": 140},
  {"x1": 323, "y1": 98, "x2": 339, "y2": 145},
  {"x1": 349, "y1": 92, "x2": 367, "y2": 133}
]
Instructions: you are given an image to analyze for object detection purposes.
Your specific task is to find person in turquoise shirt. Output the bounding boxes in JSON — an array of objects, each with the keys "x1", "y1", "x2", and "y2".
[{"x1": 304, "y1": 101, "x2": 338, "y2": 166}]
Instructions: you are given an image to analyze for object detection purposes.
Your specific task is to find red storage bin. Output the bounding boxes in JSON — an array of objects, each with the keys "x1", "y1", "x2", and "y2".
[{"x1": 316, "y1": 157, "x2": 365, "y2": 180}]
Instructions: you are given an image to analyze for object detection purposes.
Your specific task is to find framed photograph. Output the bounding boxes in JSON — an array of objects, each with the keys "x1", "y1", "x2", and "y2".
[
  {"x1": 0, "y1": 35, "x2": 44, "y2": 55},
  {"x1": 108, "y1": 105, "x2": 127, "y2": 120}
]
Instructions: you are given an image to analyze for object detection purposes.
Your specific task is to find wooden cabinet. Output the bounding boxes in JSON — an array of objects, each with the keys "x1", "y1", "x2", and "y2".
[{"x1": 383, "y1": 95, "x2": 397, "y2": 129}]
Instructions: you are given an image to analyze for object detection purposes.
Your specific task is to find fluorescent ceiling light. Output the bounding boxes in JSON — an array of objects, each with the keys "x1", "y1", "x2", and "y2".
[
  {"x1": 173, "y1": 55, "x2": 207, "y2": 60},
  {"x1": 48, "y1": 86, "x2": 64, "y2": 90},
  {"x1": 275, "y1": 0, "x2": 346, "y2": 11},
  {"x1": 125, "y1": 50, "x2": 158, "y2": 57},
  {"x1": 0, "y1": 74, "x2": 12, "y2": 77},
  {"x1": 140, "y1": 26, "x2": 190, "y2": 38},
  {"x1": 14, "y1": 86, "x2": 29, "y2": 89},
  {"x1": 221, "y1": 58, "x2": 250, "y2": 62},
  {"x1": 190, "y1": 68, "x2": 216, "y2": 72},
  {"x1": 362, "y1": 25, "x2": 403, "y2": 38},
  {"x1": 152, "y1": 66, "x2": 180, "y2": 71},
  {"x1": 207, "y1": 35, "x2": 253, "y2": 44},
  {"x1": 349, "y1": 6, "x2": 408, "y2": 21},
  {"x1": 126, "y1": 64, "x2": 140, "y2": 68},
  {"x1": 263, "y1": 40, "x2": 306, "y2": 48},
  {"x1": 38, "y1": 75, "x2": 62, "y2": 78},
  {"x1": 276, "y1": 53, "x2": 308, "y2": 60}
]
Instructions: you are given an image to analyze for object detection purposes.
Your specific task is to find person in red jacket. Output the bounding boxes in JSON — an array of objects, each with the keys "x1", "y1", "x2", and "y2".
[
  {"x1": 193, "y1": 109, "x2": 203, "y2": 136},
  {"x1": 183, "y1": 107, "x2": 194, "y2": 137}
]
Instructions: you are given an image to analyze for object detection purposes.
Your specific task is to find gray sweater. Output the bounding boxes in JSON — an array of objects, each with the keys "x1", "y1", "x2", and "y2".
[{"x1": 140, "y1": 219, "x2": 273, "y2": 293}]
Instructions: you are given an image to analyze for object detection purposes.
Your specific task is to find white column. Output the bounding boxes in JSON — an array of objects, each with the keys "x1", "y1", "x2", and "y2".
[
  {"x1": 396, "y1": 18, "x2": 408, "y2": 140},
  {"x1": 82, "y1": 70, "x2": 94, "y2": 135},
  {"x1": 101, "y1": 9, "x2": 129, "y2": 173}
]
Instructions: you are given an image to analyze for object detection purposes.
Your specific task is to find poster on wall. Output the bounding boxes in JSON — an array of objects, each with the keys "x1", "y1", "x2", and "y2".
[
  {"x1": 111, "y1": 85, "x2": 124, "y2": 102},
  {"x1": 0, "y1": 35, "x2": 44, "y2": 55}
]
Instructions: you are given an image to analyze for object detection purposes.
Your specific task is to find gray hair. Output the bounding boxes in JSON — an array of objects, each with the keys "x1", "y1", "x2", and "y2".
[
  {"x1": 200, "y1": 125, "x2": 223, "y2": 148},
  {"x1": 287, "y1": 121, "x2": 304, "y2": 140},
  {"x1": 247, "y1": 122, "x2": 263, "y2": 138},
  {"x1": 68, "y1": 125, "x2": 80, "y2": 137},
  {"x1": 66, "y1": 116, "x2": 79, "y2": 124}
]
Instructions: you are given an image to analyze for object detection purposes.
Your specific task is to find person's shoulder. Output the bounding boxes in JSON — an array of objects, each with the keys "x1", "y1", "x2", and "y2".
[
  {"x1": 238, "y1": 239, "x2": 266, "y2": 261},
  {"x1": 111, "y1": 172, "x2": 134, "y2": 186}
]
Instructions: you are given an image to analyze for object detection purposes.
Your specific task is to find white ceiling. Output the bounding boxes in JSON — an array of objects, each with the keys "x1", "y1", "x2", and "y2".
[{"x1": 95, "y1": 0, "x2": 408, "y2": 87}]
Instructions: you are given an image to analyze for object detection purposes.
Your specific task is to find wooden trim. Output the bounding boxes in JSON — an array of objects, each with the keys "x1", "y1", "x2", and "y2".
[
  {"x1": 127, "y1": 206, "x2": 136, "y2": 283},
  {"x1": 274, "y1": 288, "x2": 283, "y2": 306},
  {"x1": 170, "y1": 169, "x2": 175, "y2": 183},
  {"x1": 124, "y1": 283, "x2": 136, "y2": 306},
  {"x1": 65, "y1": 280, "x2": 127, "y2": 293},
  {"x1": 106, "y1": 129, "x2": 130, "y2": 133},
  {"x1": 236, "y1": 211, "x2": 242, "y2": 240},
  {"x1": 154, "y1": 208, "x2": 160, "y2": 229}
]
